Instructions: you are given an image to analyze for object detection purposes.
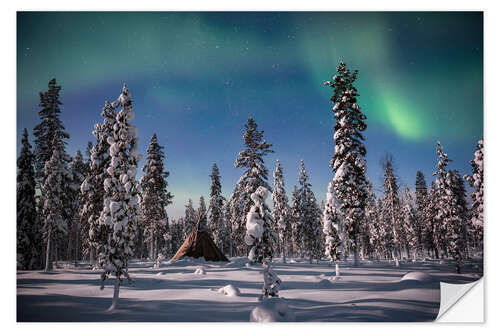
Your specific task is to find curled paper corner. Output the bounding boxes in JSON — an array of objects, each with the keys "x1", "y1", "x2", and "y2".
[{"x1": 436, "y1": 278, "x2": 483, "y2": 322}]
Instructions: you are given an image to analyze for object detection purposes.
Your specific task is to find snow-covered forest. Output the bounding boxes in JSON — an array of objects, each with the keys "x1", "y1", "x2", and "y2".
[{"x1": 17, "y1": 62, "x2": 483, "y2": 322}]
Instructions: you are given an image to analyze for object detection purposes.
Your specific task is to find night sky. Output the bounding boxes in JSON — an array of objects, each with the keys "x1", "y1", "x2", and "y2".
[{"x1": 17, "y1": 12, "x2": 483, "y2": 218}]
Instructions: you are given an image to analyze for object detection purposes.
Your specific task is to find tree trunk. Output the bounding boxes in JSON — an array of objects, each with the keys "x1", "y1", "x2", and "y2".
[
  {"x1": 335, "y1": 262, "x2": 341, "y2": 279},
  {"x1": 44, "y1": 227, "x2": 52, "y2": 271},
  {"x1": 90, "y1": 246, "x2": 95, "y2": 266},
  {"x1": 281, "y1": 236, "x2": 286, "y2": 264},
  {"x1": 149, "y1": 239, "x2": 154, "y2": 261},
  {"x1": 353, "y1": 242, "x2": 360, "y2": 266},
  {"x1": 75, "y1": 229, "x2": 79, "y2": 267},
  {"x1": 392, "y1": 248, "x2": 400, "y2": 267},
  {"x1": 108, "y1": 277, "x2": 120, "y2": 311},
  {"x1": 54, "y1": 240, "x2": 58, "y2": 268}
]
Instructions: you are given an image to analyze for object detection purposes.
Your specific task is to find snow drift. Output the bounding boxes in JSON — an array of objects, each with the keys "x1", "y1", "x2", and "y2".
[
  {"x1": 401, "y1": 271, "x2": 433, "y2": 283},
  {"x1": 250, "y1": 298, "x2": 296, "y2": 322}
]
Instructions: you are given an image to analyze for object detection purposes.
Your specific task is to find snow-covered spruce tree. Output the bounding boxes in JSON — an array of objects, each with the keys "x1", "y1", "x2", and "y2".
[
  {"x1": 415, "y1": 171, "x2": 428, "y2": 217},
  {"x1": 67, "y1": 150, "x2": 86, "y2": 263},
  {"x1": 224, "y1": 192, "x2": 238, "y2": 257},
  {"x1": 17, "y1": 129, "x2": 40, "y2": 270},
  {"x1": 451, "y1": 170, "x2": 470, "y2": 258},
  {"x1": 42, "y1": 138, "x2": 68, "y2": 271},
  {"x1": 464, "y1": 139, "x2": 484, "y2": 250},
  {"x1": 373, "y1": 198, "x2": 389, "y2": 260},
  {"x1": 80, "y1": 101, "x2": 116, "y2": 266},
  {"x1": 245, "y1": 186, "x2": 281, "y2": 298},
  {"x1": 85, "y1": 141, "x2": 94, "y2": 164},
  {"x1": 221, "y1": 211, "x2": 233, "y2": 256},
  {"x1": 232, "y1": 118, "x2": 274, "y2": 256},
  {"x1": 198, "y1": 196, "x2": 208, "y2": 231},
  {"x1": 424, "y1": 181, "x2": 441, "y2": 258},
  {"x1": 290, "y1": 185, "x2": 302, "y2": 258},
  {"x1": 433, "y1": 143, "x2": 452, "y2": 259},
  {"x1": 33, "y1": 79, "x2": 71, "y2": 186},
  {"x1": 414, "y1": 171, "x2": 428, "y2": 254},
  {"x1": 33, "y1": 79, "x2": 73, "y2": 265},
  {"x1": 324, "y1": 61, "x2": 368, "y2": 267},
  {"x1": 445, "y1": 170, "x2": 467, "y2": 272},
  {"x1": 382, "y1": 155, "x2": 402, "y2": 267},
  {"x1": 79, "y1": 141, "x2": 93, "y2": 256},
  {"x1": 245, "y1": 186, "x2": 276, "y2": 264},
  {"x1": 323, "y1": 181, "x2": 342, "y2": 278},
  {"x1": 183, "y1": 199, "x2": 197, "y2": 237},
  {"x1": 296, "y1": 161, "x2": 322, "y2": 263},
  {"x1": 169, "y1": 218, "x2": 182, "y2": 255},
  {"x1": 360, "y1": 180, "x2": 377, "y2": 260},
  {"x1": 139, "y1": 133, "x2": 173, "y2": 264},
  {"x1": 433, "y1": 142, "x2": 465, "y2": 272},
  {"x1": 271, "y1": 159, "x2": 290, "y2": 263},
  {"x1": 402, "y1": 186, "x2": 422, "y2": 261},
  {"x1": 225, "y1": 189, "x2": 237, "y2": 257},
  {"x1": 97, "y1": 83, "x2": 141, "y2": 310},
  {"x1": 208, "y1": 163, "x2": 226, "y2": 252}
]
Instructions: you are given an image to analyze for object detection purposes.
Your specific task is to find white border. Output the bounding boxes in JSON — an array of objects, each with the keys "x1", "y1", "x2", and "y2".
[{"x1": 3, "y1": 1, "x2": 498, "y2": 332}]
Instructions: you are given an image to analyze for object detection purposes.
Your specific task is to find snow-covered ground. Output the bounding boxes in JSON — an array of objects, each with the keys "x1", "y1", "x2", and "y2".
[{"x1": 17, "y1": 257, "x2": 482, "y2": 322}]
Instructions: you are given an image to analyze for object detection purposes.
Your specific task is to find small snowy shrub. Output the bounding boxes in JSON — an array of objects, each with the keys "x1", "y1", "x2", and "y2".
[{"x1": 194, "y1": 267, "x2": 206, "y2": 275}]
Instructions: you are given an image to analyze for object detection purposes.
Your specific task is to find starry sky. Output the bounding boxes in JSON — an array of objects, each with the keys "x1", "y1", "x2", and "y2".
[{"x1": 17, "y1": 12, "x2": 483, "y2": 218}]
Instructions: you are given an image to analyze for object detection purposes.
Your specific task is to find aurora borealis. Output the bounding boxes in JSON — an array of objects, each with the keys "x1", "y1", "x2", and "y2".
[{"x1": 17, "y1": 12, "x2": 483, "y2": 217}]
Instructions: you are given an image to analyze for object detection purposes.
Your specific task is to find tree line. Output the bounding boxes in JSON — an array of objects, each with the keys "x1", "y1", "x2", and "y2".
[{"x1": 17, "y1": 62, "x2": 484, "y2": 280}]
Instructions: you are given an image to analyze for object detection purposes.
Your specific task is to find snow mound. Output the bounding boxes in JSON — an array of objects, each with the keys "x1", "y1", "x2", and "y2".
[
  {"x1": 250, "y1": 298, "x2": 296, "y2": 322},
  {"x1": 401, "y1": 271, "x2": 433, "y2": 283},
  {"x1": 318, "y1": 278, "x2": 332, "y2": 287},
  {"x1": 318, "y1": 274, "x2": 341, "y2": 283},
  {"x1": 156, "y1": 272, "x2": 163, "y2": 276},
  {"x1": 216, "y1": 284, "x2": 241, "y2": 297},
  {"x1": 194, "y1": 267, "x2": 206, "y2": 275}
]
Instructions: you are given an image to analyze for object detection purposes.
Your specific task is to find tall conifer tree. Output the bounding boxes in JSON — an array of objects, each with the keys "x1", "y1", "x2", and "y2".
[
  {"x1": 139, "y1": 133, "x2": 173, "y2": 263},
  {"x1": 97, "y1": 84, "x2": 141, "y2": 310},
  {"x1": 42, "y1": 138, "x2": 68, "y2": 271},
  {"x1": 208, "y1": 163, "x2": 226, "y2": 251},
  {"x1": 33, "y1": 79, "x2": 70, "y2": 186},
  {"x1": 17, "y1": 129, "x2": 39, "y2": 269},
  {"x1": 433, "y1": 142, "x2": 465, "y2": 272},
  {"x1": 382, "y1": 155, "x2": 401, "y2": 267},
  {"x1": 324, "y1": 62, "x2": 368, "y2": 266},
  {"x1": 271, "y1": 159, "x2": 290, "y2": 263},
  {"x1": 464, "y1": 139, "x2": 484, "y2": 248},
  {"x1": 80, "y1": 101, "x2": 116, "y2": 265},
  {"x1": 183, "y1": 199, "x2": 197, "y2": 237},
  {"x1": 68, "y1": 150, "x2": 85, "y2": 263}
]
